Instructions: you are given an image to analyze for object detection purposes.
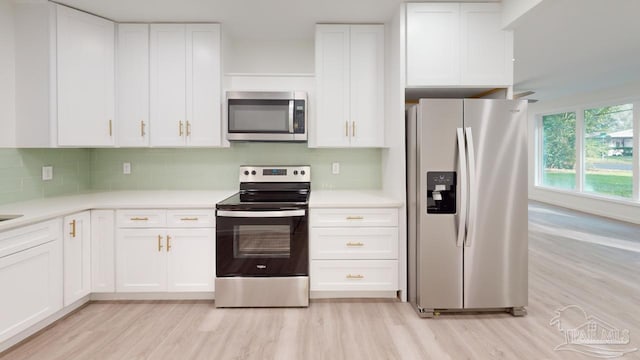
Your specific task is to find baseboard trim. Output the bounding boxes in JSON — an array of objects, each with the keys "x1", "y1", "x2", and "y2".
[
  {"x1": 90, "y1": 292, "x2": 215, "y2": 301},
  {"x1": 310, "y1": 290, "x2": 399, "y2": 299}
]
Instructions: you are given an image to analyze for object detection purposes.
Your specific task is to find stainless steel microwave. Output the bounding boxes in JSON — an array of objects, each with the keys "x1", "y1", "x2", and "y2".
[{"x1": 226, "y1": 91, "x2": 307, "y2": 142}]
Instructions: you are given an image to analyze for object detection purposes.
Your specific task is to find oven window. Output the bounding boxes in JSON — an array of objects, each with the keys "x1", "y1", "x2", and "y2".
[
  {"x1": 234, "y1": 225, "x2": 290, "y2": 258},
  {"x1": 228, "y1": 100, "x2": 290, "y2": 133}
]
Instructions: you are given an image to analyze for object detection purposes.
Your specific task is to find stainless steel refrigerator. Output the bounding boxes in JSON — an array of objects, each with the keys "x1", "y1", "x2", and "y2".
[{"x1": 407, "y1": 99, "x2": 528, "y2": 318}]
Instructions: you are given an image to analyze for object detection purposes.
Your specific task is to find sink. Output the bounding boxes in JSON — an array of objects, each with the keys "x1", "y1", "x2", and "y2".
[{"x1": 0, "y1": 215, "x2": 23, "y2": 222}]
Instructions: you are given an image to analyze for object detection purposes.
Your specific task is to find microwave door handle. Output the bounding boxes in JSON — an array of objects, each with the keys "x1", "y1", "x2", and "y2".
[
  {"x1": 288, "y1": 100, "x2": 294, "y2": 133},
  {"x1": 217, "y1": 210, "x2": 306, "y2": 218}
]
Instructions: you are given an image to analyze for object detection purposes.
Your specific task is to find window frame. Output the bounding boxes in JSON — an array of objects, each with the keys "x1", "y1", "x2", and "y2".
[{"x1": 535, "y1": 99, "x2": 639, "y2": 203}]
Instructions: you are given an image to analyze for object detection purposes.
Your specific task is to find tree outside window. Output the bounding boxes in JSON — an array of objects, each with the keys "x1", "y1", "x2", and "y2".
[{"x1": 541, "y1": 112, "x2": 576, "y2": 190}]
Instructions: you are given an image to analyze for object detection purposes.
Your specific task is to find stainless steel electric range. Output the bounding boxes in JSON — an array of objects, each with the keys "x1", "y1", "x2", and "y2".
[{"x1": 215, "y1": 165, "x2": 310, "y2": 308}]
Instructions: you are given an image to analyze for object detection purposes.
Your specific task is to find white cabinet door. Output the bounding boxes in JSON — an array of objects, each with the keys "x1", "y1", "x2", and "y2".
[
  {"x1": 349, "y1": 25, "x2": 384, "y2": 147},
  {"x1": 150, "y1": 24, "x2": 187, "y2": 147},
  {"x1": 56, "y1": 5, "x2": 115, "y2": 146},
  {"x1": 460, "y1": 3, "x2": 513, "y2": 86},
  {"x1": 315, "y1": 25, "x2": 351, "y2": 147},
  {"x1": 0, "y1": 240, "x2": 62, "y2": 344},
  {"x1": 406, "y1": 3, "x2": 460, "y2": 86},
  {"x1": 63, "y1": 211, "x2": 91, "y2": 306},
  {"x1": 91, "y1": 210, "x2": 115, "y2": 293},
  {"x1": 186, "y1": 24, "x2": 221, "y2": 147},
  {"x1": 166, "y1": 229, "x2": 215, "y2": 292},
  {"x1": 117, "y1": 24, "x2": 150, "y2": 147},
  {"x1": 116, "y1": 229, "x2": 167, "y2": 292}
]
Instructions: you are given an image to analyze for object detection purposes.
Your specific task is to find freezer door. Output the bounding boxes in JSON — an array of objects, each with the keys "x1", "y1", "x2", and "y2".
[
  {"x1": 415, "y1": 99, "x2": 464, "y2": 310},
  {"x1": 463, "y1": 99, "x2": 528, "y2": 309}
]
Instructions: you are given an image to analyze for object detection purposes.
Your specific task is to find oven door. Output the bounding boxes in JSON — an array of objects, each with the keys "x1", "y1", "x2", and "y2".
[{"x1": 216, "y1": 209, "x2": 308, "y2": 277}]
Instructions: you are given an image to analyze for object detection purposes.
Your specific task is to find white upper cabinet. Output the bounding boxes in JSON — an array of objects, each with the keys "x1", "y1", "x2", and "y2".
[
  {"x1": 56, "y1": 5, "x2": 115, "y2": 146},
  {"x1": 406, "y1": 3, "x2": 513, "y2": 87},
  {"x1": 315, "y1": 24, "x2": 384, "y2": 148},
  {"x1": 117, "y1": 24, "x2": 150, "y2": 147},
  {"x1": 150, "y1": 24, "x2": 221, "y2": 147}
]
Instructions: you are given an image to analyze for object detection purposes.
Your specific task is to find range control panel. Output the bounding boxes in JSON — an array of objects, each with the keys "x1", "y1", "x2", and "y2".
[{"x1": 239, "y1": 165, "x2": 311, "y2": 183}]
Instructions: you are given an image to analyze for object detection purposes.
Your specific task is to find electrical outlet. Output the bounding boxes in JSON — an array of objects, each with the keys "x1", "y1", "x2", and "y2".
[
  {"x1": 332, "y1": 162, "x2": 340, "y2": 175},
  {"x1": 42, "y1": 166, "x2": 53, "y2": 181},
  {"x1": 123, "y1": 162, "x2": 131, "y2": 175}
]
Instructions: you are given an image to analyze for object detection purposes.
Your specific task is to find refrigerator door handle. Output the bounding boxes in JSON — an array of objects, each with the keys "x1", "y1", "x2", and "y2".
[
  {"x1": 456, "y1": 128, "x2": 468, "y2": 248},
  {"x1": 464, "y1": 127, "x2": 476, "y2": 247}
]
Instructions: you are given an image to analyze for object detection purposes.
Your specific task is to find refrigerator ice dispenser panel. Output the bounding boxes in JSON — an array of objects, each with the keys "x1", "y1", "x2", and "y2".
[{"x1": 426, "y1": 171, "x2": 456, "y2": 214}]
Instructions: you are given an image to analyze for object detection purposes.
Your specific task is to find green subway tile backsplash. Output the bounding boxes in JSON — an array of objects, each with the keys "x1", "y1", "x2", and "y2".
[
  {"x1": 0, "y1": 148, "x2": 91, "y2": 204},
  {"x1": 90, "y1": 143, "x2": 382, "y2": 191},
  {"x1": 0, "y1": 144, "x2": 381, "y2": 205}
]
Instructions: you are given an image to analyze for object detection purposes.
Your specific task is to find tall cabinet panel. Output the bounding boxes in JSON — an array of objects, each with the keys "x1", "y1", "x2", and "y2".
[
  {"x1": 91, "y1": 210, "x2": 115, "y2": 293},
  {"x1": 315, "y1": 24, "x2": 384, "y2": 148},
  {"x1": 117, "y1": 24, "x2": 150, "y2": 147},
  {"x1": 56, "y1": 5, "x2": 114, "y2": 146},
  {"x1": 63, "y1": 211, "x2": 92, "y2": 306},
  {"x1": 186, "y1": 24, "x2": 222, "y2": 147},
  {"x1": 150, "y1": 24, "x2": 188, "y2": 147}
]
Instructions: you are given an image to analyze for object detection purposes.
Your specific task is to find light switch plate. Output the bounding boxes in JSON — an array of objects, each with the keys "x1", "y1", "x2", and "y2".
[
  {"x1": 332, "y1": 162, "x2": 340, "y2": 175},
  {"x1": 42, "y1": 166, "x2": 53, "y2": 181},
  {"x1": 123, "y1": 162, "x2": 131, "y2": 175}
]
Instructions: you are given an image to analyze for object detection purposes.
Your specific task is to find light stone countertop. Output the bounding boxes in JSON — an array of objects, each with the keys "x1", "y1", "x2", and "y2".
[{"x1": 0, "y1": 190, "x2": 402, "y2": 232}]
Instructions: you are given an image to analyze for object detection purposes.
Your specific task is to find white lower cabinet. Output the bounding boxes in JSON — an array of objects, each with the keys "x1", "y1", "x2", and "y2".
[
  {"x1": 310, "y1": 208, "x2": 400, "y2": 295},
  {"x1": 91, "y1": 210, "x2": 115, "y2": 293},
  {"x1": 0, "y1": 219, "x2": 62, "y2": 344},
  {"x1": 63, "y1": 211, "x2": 91, "y2": 306},
  {"x1": 115, "y1": 209, "x2": 215, "y2": 293}
]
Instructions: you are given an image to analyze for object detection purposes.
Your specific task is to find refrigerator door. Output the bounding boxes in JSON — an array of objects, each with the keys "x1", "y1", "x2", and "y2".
[
  {"x1": 463, "y1": 99, "x2": 528, "y2": 309},
  {"x1": 414, "y1": 99, "x2": 464, "y2": 310}
]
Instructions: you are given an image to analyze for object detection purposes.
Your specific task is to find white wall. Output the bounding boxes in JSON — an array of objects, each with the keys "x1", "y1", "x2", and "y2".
[
  {"x1": 224, "y1": 38, "x2": 314, "y2": 74},
  {"x1": 0, "y1": 0, "x2": 16, "y2": 147},
  {"x1": 528, "y1": 80, "x2": 640, "y2": 224},
  {"x1": 502, "y1": 0, "x2": 543, "y2": 29}
]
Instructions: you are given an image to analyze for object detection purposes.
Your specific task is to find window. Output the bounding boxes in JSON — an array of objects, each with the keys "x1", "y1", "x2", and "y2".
[
  {"x1": 541, "y1": 112, "x2": 576, "y2": 190},
  {"x1": 537, "y1": 101, "x2": 637, "y2": 202},
  {"x1": 583, "y1": 104, "x2": 633, "y2": 198}
]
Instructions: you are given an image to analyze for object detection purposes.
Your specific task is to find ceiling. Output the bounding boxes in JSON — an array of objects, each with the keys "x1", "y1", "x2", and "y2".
[
  {"x1": 54, "y1": 0, "x2": 640, "y2": 101},
  {"x1": 513, "y1": 0, "x2": 640, "y2": 100}
]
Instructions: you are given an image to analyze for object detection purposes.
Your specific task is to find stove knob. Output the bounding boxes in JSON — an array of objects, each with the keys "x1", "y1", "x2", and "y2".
[
  {"x1": 244, "y1": 170, "x2": 250, "y2": 176},
  {"x1": 293, "y1": 170, "x2": 298, "y2": 175},
  {"x1": 251, "y1": 170, "x2": 257, "y2": 175},
  {"x1": 300, "y1": 170, "x2": 306, "y2": 176}
]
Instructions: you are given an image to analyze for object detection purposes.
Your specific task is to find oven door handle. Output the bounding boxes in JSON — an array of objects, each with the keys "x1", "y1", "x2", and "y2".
[{"x1": 216, "y1": 210, "x2": 306, "y2": 218}]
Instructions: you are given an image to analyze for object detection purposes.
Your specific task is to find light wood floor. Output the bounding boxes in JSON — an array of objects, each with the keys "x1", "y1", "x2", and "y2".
[{"x1": 2, "y1": 202, "x2": 639, "y2": 360}]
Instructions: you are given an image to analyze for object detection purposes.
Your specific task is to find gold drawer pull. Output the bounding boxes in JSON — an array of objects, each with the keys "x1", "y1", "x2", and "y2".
[
  {"x1": 158, "y1": 235, "x2": 163, "y2": 252},
  {"x1": 346, "y1": 274, "x2": 364, "y2": 279},
  {"x1": 180, "y1": 217, "x2": 199, "y2": 221},
  {"x1": 346, "y1": 242, "x2": 364, "y2": 247},
  {"x1": 130, "y1": 217, "x2": 149, "y2": 221},
  {"x1": 346, "y1": 216, "x2": 364, "y2": 220}
]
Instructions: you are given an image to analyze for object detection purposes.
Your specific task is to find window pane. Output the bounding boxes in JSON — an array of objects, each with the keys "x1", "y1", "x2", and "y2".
[
  {"x1": 583, "y1": 104, "x2": 633, "y2": 198},
  {"x1": 541, "y1": 112, "x2": 576, "y2": 190}
]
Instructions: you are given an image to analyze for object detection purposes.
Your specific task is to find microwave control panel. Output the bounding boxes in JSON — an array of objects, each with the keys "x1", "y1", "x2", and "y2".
[{"x1": 293, "y1": 100, "x2": 306, "y2": 134}]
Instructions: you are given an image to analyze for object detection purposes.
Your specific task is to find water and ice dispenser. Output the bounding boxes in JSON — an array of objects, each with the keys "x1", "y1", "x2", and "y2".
[{"x1": 426, "y1": 171, "x2": 456, "y2": 214}]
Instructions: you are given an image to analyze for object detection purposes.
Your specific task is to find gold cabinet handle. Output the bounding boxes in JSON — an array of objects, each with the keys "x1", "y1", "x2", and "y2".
[
  {"x1": 345, "y1": 121, "x2": 349, "y2": 137},
  {"x1": 186, "y1": 121, "x2": 191, "y2": 136},
  {"x1": 158, "y1": 235, "x2": 164, "y2": 252},
  {"x1": 346, "y1": 274, "x2": 364, "y2": 279},
  {"x1": 346, "y1": 216, "x2": 364, "y2": 220},
  {"x1": 179, "y1": 121, "x2": 184, "y2": 136},
  {"x1": 109, "y1": 120, "x2": 113, "y2": 136},
  {"x1": 346, "y1": 242, "x2": 364, "y2": 247},
  {"x1": 130, "y1": 217, "x2": 149, "y2": 221},
  {"x1": 166, "y1": 235, "x2": 172, "y2": 252},
  {"x1": 141, "y1": 120, "x2": 146, "y2": 137},
  {"x1": 69, "y1": 219, "x2": 76, "y2": 238},
  {"x1": 180, "y1": 217, "x2": 199, "y2": 221},
  {"x1": 352, "y1": 121, "x2": 356, "y2": 137}
]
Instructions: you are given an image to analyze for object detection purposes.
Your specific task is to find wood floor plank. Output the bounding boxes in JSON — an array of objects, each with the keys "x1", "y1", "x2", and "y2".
[{"x1": 2, "y1": 202, "x2": 639, "y2": 359}]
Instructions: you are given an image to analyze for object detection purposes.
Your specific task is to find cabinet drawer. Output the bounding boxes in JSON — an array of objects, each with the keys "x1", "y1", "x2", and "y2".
[
  {"x1": 310, "y1": 227, "x2": 398, "y2": 260},
  {"x1": 116, "y1": 210, "x2": 166, "y2": 228},
  {"x1": 310, "y1": 260, "x2": 398, "y2": 291},
  {"x1": 310, "y1": 208, "x2": 398, "y2": 227},
  {"x1": 166, "y1": 209, "x2": 215, "y2": 228},
  {"x1": 0, "y1": 219, "x2": 61, "y2": 258}
]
